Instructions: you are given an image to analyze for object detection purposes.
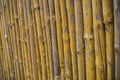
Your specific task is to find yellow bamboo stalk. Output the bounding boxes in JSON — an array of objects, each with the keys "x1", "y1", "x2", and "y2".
[
  {"x1": 48, "y1": 0, "x2": 61, "y2": 80},
  {"x1": 102, "y1": 0, "x2": 115, "y2": 80},
  {"x1": 92, "y1": 0, "x2": 107, "y2": 80},
  {"x1": 54, "y1": 0, "x2": 65, "y2": 79},
  {"x1": 12, "y1": 0, "x2": 25, "y2": 79},
  {"x1": 39, "y1": 0, "x2": 50, "y2": 79},
  {"x1": 114, "y1": 0, "x2": 120, "y2": 80},
  {"x1": 26, "y1": 0, "x2": 38, "y2": 80},
  {"x1": 74, "y1": 0, "x2": 86, "y2": 80},
  {"x1": 33, "y1": 0, "x2": 48, "y2": 80},
  {"x1": 60, "y1": 0, "x2": 72, "y2": 80},
  {"x1": 31, "y1": 0, "x2": 42, "y2": 79},
  {"x1": 17, "y1": 0, "x2": 26, "y2": 80},
  {"x1": 66, "y1": 0, "x2": 78, "y2": 80},
  {"x1": 38, "y1": 0, "x2": 51, "y2": 78},
  {"x1": 82, "y1": 0, "x2": 96, "y2": 80},
  {"x1": 0, "y1": 1, "x2": 11, "y2": 79},
  {"x1": 23, "y1": 0, "x2": 32, "y2": 79}
]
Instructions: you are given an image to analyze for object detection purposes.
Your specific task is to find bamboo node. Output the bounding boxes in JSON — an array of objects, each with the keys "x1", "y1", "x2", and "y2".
[
  {"x1": 84, "y1": 34, "x2": 93, "y2": 40},
  {"x1": 50, "y1": 16, "x2": 56, "y2": 22},
  {"x1": 4, "y1": 33, "x2": 8, "y2": 40},
  {"x1": 33, "y1": 6, "x2": 40, "y2": 10}
]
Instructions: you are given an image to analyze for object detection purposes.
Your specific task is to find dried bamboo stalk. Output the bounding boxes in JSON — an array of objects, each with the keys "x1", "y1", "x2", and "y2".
[
  {"x1": 60, "y1": 0, "x2": 72, "y2": 80},
  {"x1": 74, "y1": 0, "x2": 86, "y2": 80},
  {"x1": 49, "y1": 0, "x2": 61, "y2": 80},
  {"x1": 26, "y1": 0, "x2": 38, "y2": 80},
  {"x1": 92, "y1": 0, "x2": 107, "y2": 80},
  {"x1": 102, "y1": 0, "x2": 115, "y2": 80},
  {"x1": 82, "y1": 0, "x2": 96, "y2": 80},
  {"x1": 31, "y1": 0, "x2": 42, "y2": 79},
  {"x1": 54, "y1": 0, "x2": 65, "y2": 79},
  {"x1": 33, "y1": 0, "x2": 48, "y2": 79},
  {"x1": 66, "y1": 0, "x2": 78, "y2": 79},
  {"x1": 114, "y1": 0, "x2": 120, "y2": 80},
  {"x1": 23, "y1": 0, "x2": 32, "y2": 79}
]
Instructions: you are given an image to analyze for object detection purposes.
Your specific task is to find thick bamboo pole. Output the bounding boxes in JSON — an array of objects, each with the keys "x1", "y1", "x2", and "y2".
[
  {"x1": 49, "y1": 0, "x2": 61, "y2": 80},
  {"x1": 54, "y1": 0, "x2": 65, "y2": 79},
  {"x1": 114, "y1": 0, "x2": 120, "y2": 80},
  {"x1": 74, "y1": 0, "x2": 86, "y2": 80},
  {"x1": 82, "y1": 0, "x2": 96, "y2": 80},
  {"x1": 66, "y1": 0, "x2": 78, "y2": 79},
  {"x1": 33, "y1": 0, "x2": 47, "y2": 80},
  {"x1": 26, "y1": 0, "x2": 38, "y2": 80},
  {"x1": 60, "y1": 0, "x2": 72, "y2": 80},
  {"x1": 92, "y1": 0, "x2": 106, "y2": 80},
  {"x1": 102, "y1": 0, "x2": 115, "y2": 80}
]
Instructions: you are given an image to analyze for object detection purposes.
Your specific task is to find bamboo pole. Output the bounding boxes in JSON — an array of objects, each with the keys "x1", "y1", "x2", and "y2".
[
  {"x1": 60, "y1": 0, "x2": 72, "y2": 80},
  {"x1": 74, "y1": 0, "x2": 86, "y2": 80},
  {"x1": 92, "y1": 0, "x2": 107, "y2": 80},
  {"x1": 54, "y1": 0, "x2": 65, "y2": 79},
  {"x1": 33, "y1": 0, "x2": 48, "y2": 79},
  {"x1": 39, "y1": 0, "x2": 51, "y2": 79},
  {"x1": 48, "y1": 0, "x2": 61, "y2": 80},
  {"x1": 102, "y1": 0, "x2": 115, "y2": 80},
  {"x1": 12, "y1": 0, "x2": 25, "y2": 79},
  {"x1": 82, "y1": 0, "x2": 96, "y2": 80},
  {"x1": 26, "y1": 0, "x2": 38, "y2": 80},
  {"x1": 114, "y1": 0, "x2": 120, "y2": 80},
  {"x1": 17, "y1": 0, "x2": 26, "y2": 79},
  {"x1": 66, "y1": 0, "x2": 78, "y2": 79},
  {"x1": 31, "y1": 0, "x2": 42, "y2": 79},
  {"x1": 23, "y1": 0, "x2": 32, "y2": 79}
]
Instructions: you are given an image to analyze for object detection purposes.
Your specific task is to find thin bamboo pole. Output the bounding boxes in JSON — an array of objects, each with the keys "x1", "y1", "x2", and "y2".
[
  {"x1": 23, "y1": 0, "x2": 32, "y2": 79},
  {"x1": 74, "y1": 0, "x2": 86, "y2": 80},
  {"x1": 31, "y1": 0, "x2": 42, "y2": 79},
  {"x1": 60, "y1": 0, "x2": 72, "y2": 80},
  {"x1": 82, "y1": 0, "x2": 96, "y2": 80},
  {"x1": 66, "y1": 0, "x2": 78, "y2": 79},
  {"x1": 92, "y1": 0, "x2": 107, "y2": 80},
  {"x1": 114, "y1": 0, "x2": 120, "y2": 80},
  {"x1": 49, "y1": 0, "x2": 60, "y2": 80},
  {"x1": 33, "y1": 0, "x2": 48, "y2": 79},
  {"x1": 12, "y1": 0, "x2": 24, "y2": 79},
  {"x1": 102, "y1": 0, "x2": 115, "y2": 80},
  {"x1": 39, "y1": 0, "x2": 51, "y2": 79},
  {"x1": 26, "y1": 0, "x2": 38, "y2": 80},
  {"x1": 54, "y1": 0, "x2": 65, "y2": 79}
]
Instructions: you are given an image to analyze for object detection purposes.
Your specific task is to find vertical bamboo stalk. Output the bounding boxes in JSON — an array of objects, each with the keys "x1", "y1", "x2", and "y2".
[
  {"x1": 49, "y1": 0, "x2": 61, "y2": 80},
  {"x1": 66, "y1": 0, "x2": 78, "y2": 80},
  {"x1": 33, "y1": 0, "x2": 47, "y2": 79},
  {"x1": 39, "y1": 0, "x2": 51, "y2": 79},
  {"x1": 82, "y1": 0, "x2": 96, "y2": 80},
  {"x1": 60, "y1": 0, "x2": 72, "y2": 80},
  {"x1": 114, "y1": 0, "x2": 120, "y2": 80},
  {"x1": 23, "y1": 0, "x2": 32, "y2": 79},
  {"x1": 92, "y1": 0, "x2": 107, "y2": 80},
  {"x1": 102, "y1": 0, "x2": 115, "y2": 80},
  {"x1": 13, "y1": 0, "x2": 24, "y2": 79},
  {"x1": 54, "y1": 0, "x2": 65, "y2": 79},
  {"x1": 31, "y1": 0, "x2": 42, "y2": 79},
  {"x1": 74, "y1": 0, "x2": 86, "y2": 80},
  {"x1": 26, "y1": 0, "x2": 38, "y2": 80}
]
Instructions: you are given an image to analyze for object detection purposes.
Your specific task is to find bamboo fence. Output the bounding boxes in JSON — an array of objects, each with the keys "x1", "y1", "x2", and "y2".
[{"x1": 0, "y1": 0, "x2": 119, "y2": 80}]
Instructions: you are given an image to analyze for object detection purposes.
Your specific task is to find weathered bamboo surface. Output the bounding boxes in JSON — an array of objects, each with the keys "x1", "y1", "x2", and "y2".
[{"x1": 0, "y1": 0, "x2": 119, "y2": 80}]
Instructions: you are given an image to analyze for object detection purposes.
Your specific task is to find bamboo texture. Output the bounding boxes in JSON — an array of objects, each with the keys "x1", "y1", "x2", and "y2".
[{"x1": 0, "y1": 0, "x2": 118, "y2": 80}]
